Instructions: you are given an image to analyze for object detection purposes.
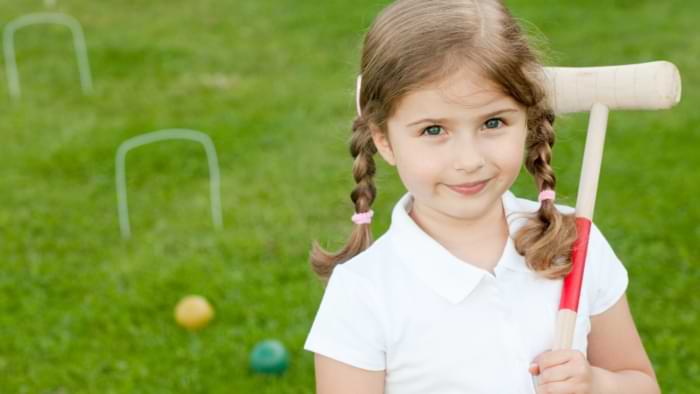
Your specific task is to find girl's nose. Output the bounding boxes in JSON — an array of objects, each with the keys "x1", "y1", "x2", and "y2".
[{"x1": 452, "y1": 134, "x2": 486, "y2": 173}]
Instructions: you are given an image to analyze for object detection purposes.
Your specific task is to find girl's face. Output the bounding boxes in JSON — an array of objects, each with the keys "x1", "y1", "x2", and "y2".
[{"x1": 371, "y1": 67, "x2": 528, "y2": 226}]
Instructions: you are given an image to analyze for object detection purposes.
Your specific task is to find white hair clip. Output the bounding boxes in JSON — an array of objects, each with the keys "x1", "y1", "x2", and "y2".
[{"x1": 355, "y1": 74, "x2": 363, "y2": 117}]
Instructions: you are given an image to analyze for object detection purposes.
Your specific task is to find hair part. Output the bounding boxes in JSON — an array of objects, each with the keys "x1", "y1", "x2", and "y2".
[{"x1": 310, "y1": 0, "x2": 577, "y2": 282}]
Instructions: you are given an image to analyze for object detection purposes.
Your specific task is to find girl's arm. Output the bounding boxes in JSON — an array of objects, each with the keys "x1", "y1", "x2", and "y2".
[
  {"x1": 314, "y1": 353, "x2": 385, "y2": 394},
  {"x1": 587, "y1": 292, "x2": 660, "y2": 393}
]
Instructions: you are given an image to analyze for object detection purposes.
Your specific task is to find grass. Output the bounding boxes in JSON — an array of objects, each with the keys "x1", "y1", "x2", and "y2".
[{"x1": 0, "y1": 0, "x2": 697, "y2": 392}]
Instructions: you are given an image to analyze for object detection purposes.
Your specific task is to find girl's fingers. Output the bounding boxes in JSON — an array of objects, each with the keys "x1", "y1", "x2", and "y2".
[
  {"x1": 533, "y1": 349, "x2": 579, "y2": 371},
  {"x1": 536, "y1": 379, "x2": 578, "y2": 394},
  {"x1": 537, "y1": 364, "x2": 572, "y2": 385}
]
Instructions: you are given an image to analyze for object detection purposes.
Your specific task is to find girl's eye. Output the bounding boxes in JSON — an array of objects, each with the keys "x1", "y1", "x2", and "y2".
[
  {"x1": 484, "y1": 117, "x2": 505, "y2": 130},
  {"x1": 421, "y1": 125, "x2": 444, "y2": 136},
  {"x1": 420, "y1": 118, "x2": 506, "y2": 137}
]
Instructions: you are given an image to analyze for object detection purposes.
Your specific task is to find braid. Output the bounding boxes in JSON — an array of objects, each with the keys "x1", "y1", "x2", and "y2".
[
  {"x1": 525, "y1": 109, "x2": 556, "y2": 193},
  {"x1": 513, "y1": 105, "x2": 577, "y2": 279},
  {"x1": 350, "y1": 117, "x2": 378, "y2": 212},
  {"x1": 309, "y1": 115, "x2": 378, "y2": 283}
]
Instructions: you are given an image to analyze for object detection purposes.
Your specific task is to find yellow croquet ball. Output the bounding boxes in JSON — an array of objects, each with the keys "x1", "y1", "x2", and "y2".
[{"x1": 174, "y1": 295, "x2": 214, "y2": 331}]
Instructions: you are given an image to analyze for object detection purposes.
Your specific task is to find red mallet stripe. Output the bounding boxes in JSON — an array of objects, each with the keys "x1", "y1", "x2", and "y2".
[{"x1": 559, "y1": 217, "x2": 592, "y2": 312}]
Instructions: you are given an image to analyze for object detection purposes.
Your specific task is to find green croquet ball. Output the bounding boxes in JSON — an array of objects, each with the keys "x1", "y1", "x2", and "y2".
[{"x1": 250, "y1": 339, "x2": 289, "y2": 375}]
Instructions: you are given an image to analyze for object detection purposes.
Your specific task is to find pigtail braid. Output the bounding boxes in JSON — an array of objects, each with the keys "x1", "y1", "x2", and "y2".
[
  {"x1": 309, "y1": 116, "x2": 378, "y2": 283},
  {"x1": 513, "y1": 106, "x2": 578, "y2": 279}
]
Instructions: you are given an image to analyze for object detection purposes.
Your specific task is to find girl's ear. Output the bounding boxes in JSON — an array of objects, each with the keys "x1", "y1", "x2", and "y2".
[{"x1": 370, "y1": 124, "x2": 397, "y2": 166}]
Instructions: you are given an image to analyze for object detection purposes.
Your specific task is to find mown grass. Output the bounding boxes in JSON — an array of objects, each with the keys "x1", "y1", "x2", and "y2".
[{"x1": 0, "y1": 0, "x2": 697, "y2": 392}]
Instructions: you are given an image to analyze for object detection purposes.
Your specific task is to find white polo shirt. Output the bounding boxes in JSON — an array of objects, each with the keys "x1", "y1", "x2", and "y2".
[{"x1": 304, "y1": 190, "x2": 628, "y2": 394}]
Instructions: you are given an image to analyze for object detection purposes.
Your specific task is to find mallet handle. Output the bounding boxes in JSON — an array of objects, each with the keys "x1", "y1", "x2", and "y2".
[{"x1": 553, "y1": 103, "x2": 609, "y2": 350}]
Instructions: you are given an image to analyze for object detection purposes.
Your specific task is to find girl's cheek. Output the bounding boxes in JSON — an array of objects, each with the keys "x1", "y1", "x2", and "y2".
[
  {"x1": 488, "y1": 136, "x2": 524, "y2": 161},
  {"x1": 407, "y1": 160, "x2": 441, "y2": 180}
]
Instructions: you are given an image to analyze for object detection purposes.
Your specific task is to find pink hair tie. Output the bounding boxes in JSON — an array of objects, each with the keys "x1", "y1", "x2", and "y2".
[
  {"x1": 538, "y1": 189, "x2": 556, "y2": 202},
  {"x1": 355, "y1": 74, "x2": 363, "y2": 117},
  {"x1": 352, "y1": 209, "x2": 373, "y2": 224}
]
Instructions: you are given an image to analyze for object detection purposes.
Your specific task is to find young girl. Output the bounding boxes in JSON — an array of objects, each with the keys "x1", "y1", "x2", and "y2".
[{"x1": 304, "y1": 0, "x2": 660, "y2": 393}]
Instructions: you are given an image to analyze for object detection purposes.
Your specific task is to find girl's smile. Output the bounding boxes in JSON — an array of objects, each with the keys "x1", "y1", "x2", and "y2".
[{"x1": 446, "y1": 178, "x2": 491, "y2": 196}]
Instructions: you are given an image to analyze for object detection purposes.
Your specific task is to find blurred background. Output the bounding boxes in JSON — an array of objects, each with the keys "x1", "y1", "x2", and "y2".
[{"x1": 0, "y1": 0, "x2": 697, "y2": 392}]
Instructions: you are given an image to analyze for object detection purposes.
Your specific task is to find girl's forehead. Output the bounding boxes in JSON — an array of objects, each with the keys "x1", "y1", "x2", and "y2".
[
  {"x1": 393, "y1": 65, "x2": 518, "y2": 113},
  {"x1": 392, "y1": 76, "x2": 519, "y2": 122}
]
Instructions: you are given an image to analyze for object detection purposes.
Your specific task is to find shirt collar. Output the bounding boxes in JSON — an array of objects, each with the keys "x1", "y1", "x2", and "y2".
[{"x1": 387, "y1": 189, "x2": 533, "y2": 304}]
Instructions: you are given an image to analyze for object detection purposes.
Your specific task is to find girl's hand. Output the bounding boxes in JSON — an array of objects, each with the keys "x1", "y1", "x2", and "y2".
[{"x1": 529, "y1": 349, "x2": 594, "y2": 394}]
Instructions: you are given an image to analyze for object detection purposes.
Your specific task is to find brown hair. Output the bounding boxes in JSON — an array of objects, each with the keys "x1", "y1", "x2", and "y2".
[{"x1": 310, "y1": 0, "x2": 577, "y2": 282}]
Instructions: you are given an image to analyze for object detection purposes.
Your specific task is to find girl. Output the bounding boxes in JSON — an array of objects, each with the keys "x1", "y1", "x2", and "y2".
[{"x1": 304, "y1": 0, "x2": 660, "y2": 393}]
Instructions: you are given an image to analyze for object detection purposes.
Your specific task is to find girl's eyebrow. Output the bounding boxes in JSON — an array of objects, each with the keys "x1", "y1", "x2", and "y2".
[{"x1": 405, "y1": 108, "x2": 520, "y2": 127}]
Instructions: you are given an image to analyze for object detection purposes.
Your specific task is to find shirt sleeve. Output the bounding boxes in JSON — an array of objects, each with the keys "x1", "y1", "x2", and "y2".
[
  {"x1": 588, "y1": 222, "x2": 629, "y2": 316},
  {"x1": 303, "y1": 263, "x2": 387, "y2": 371}
]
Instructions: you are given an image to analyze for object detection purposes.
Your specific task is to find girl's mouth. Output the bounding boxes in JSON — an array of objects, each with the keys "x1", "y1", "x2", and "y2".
[{"x1": 447, "y1": 179, "x2": 490, "y2": 196}]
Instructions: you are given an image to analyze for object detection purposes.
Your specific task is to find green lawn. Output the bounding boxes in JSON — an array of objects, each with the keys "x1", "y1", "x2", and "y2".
[{"x1": 0, "y1": 0, "x2": 697, "y2": 392}]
